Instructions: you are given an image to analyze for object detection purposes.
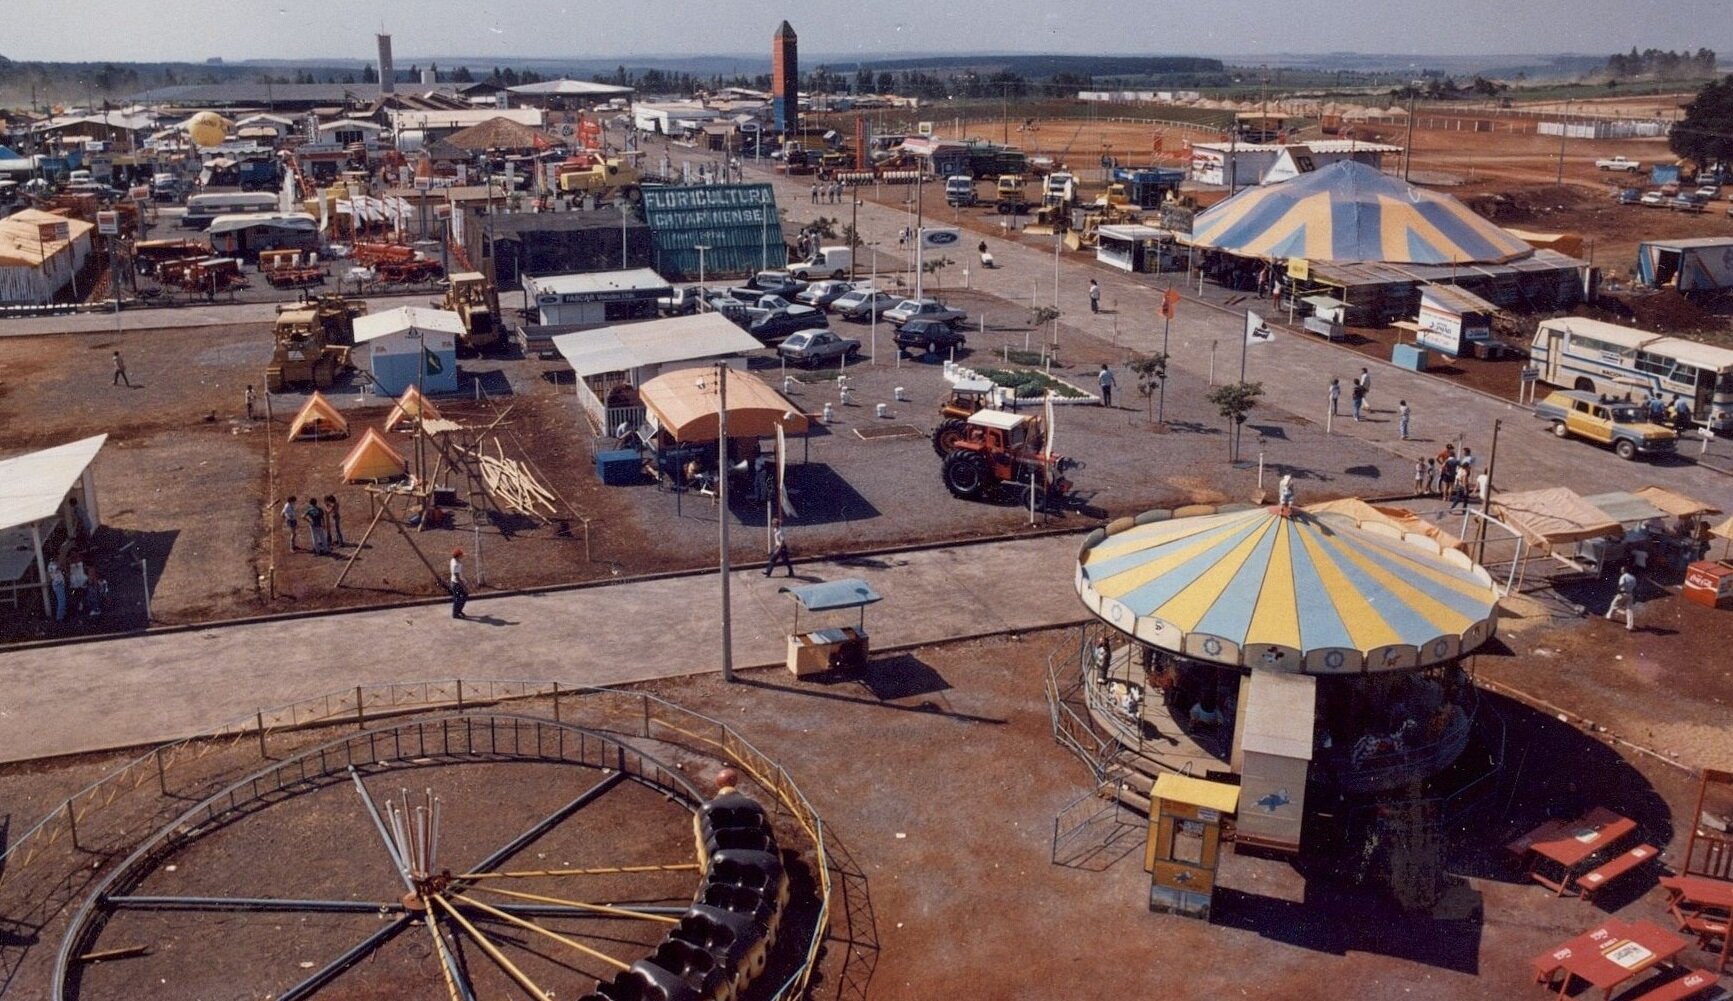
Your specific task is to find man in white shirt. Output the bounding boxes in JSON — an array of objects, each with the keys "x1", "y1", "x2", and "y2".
[{"x1": 449, "y1": 548, "x2": 468, "y2": 619}]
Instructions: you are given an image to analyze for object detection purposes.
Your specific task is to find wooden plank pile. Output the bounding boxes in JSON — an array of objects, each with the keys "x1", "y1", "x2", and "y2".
[{"x1": 472, "y1": 440, "x2": 558, "y2": 522}]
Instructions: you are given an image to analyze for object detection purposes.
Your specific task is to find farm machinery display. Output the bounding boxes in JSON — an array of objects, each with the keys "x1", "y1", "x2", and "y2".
[
  {"x1": 265, "y1": 294, "x2": 367, "y2": 392},
  {"x1": 933, "y1": 408, "x2": 1077, "y2": 506}
]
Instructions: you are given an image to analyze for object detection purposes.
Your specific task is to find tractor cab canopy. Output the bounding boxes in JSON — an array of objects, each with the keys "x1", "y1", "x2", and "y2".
[{"x1": 967, "y1": 408, "x2": 1036, "y2": 447}]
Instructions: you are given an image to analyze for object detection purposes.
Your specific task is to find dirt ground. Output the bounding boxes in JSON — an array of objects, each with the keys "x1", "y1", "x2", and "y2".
[{"x1": 0, "y1": 626, "x2": 1724, "y2": 999}]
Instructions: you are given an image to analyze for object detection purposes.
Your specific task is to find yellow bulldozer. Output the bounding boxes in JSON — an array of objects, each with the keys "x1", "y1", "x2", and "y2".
[
  {"x1": 438, "y1": 271, "x2": 502, "y2": 353},
  {"x1": 555, "y1": 153, "x2": 642, "y2": 203},
  {"x1": 265, "y1": 294, "x2": 368, "y2": 392}
]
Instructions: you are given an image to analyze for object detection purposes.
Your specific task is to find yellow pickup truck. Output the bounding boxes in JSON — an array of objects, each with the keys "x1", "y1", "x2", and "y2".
[{"x1": 1533, "y1": 390, "x2": 1677, "y2": 460}]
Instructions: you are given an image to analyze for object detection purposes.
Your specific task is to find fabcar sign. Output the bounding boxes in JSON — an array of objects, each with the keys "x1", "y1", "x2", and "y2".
[{"x1": 920, "y1": 227, "x2": 961, "y2": 249}]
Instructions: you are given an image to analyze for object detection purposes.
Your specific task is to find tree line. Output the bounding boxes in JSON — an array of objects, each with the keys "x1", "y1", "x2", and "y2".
[{"x1": 1606, "y1": 48, "x2": 1717, "y2": 81}]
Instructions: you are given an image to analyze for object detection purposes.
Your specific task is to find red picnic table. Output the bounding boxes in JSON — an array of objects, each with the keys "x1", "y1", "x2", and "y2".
[
  {"x1": 1661, "y1": 874, "x2": 1733, "y2": 973},
  {"x1": 1508, "y1": 807, "x2": 1638, "y2": 895},
  {"x1": 1534, "y1": 917, "x2": 1692, "y2": 999}
]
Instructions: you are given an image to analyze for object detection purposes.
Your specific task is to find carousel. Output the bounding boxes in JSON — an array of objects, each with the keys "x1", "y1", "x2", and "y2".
[{"x1": 1070, "y1": 498, "x2": 1503, "y2": 904}]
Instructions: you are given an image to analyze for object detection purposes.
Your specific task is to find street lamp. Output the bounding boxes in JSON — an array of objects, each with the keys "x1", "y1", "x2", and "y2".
[
  {"x1": 694, "y1": 243, "x2": 710, "y2": 309},
  {"x1": 849, "y1": 197, "x2": 860, "y2": 280}
]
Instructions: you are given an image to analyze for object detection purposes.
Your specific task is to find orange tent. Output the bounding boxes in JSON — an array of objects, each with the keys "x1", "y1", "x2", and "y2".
[
  {"x1": 339, "y1": 428, "x2": 408, "y2": 482},
  {"x1": 286, "y1": 392, "x2": 349, "y2": 441},
  {"x1": 384, "y1": 386, "x2": 443, "y2": 432}
]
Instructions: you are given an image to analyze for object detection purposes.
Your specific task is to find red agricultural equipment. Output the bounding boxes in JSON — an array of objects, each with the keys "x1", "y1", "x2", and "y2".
[
  {"x1": 258, "y1": 249, "x2": 326, "y2": 289},
  {"x1": 159, "y1": 256, "x2": 247, "y2": 296}
]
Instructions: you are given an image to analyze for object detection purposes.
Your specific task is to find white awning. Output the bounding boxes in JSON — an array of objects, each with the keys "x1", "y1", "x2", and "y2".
[
  {"x1": 0, "y1": 434, "x2": 106, "y2": 531},
  {"x1": 551, "y1": 313, "x2": 763, "y2": 379},
  {"x1": 353, "y1": 306, "x2": 466, "y2": 345}
]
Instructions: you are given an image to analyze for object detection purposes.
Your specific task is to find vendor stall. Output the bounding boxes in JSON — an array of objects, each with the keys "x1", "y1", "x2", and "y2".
[
  {"x1": 0, "y1": 435, "x2": 106, "y2": 614},
  {"x1": 1489, "y1": 486, "x2": 1623, "y2": 576},
  {"x1": 781, "y1": 578, "x2": 880, "y2": 677}
]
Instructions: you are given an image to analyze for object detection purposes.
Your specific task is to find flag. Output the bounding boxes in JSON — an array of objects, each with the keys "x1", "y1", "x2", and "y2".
[
  {"x1": 1245, "y1": 310, "x2": 1274, "y2": 347},
  {"x1": 1043, "y1": 392, "x2": 1057, "y2": 459},
  {"x1": 423, "y1": 346, "x2": 443, "y2": 376},
  {"x1": 775, "y1": 425, "x2": 797, "y2": 518},
  {"x1": 1160, "y1": 287, "x2": 1181, "y2": 321}
]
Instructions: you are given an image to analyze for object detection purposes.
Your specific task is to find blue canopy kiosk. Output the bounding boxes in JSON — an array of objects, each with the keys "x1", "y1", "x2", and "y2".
[{"x1": 780, "y1": 578, "x2": 882, "y2": 677}]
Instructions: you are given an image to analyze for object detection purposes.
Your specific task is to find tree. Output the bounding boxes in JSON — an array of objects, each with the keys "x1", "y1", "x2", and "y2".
[
  {"x1": 1207, "y1": 381, "x2": 1264, "y2": 461},
  {"x1": 1671, "y1": 75, "x2": 1733, "y2": 170},
  {"x1": 361, "y1": 64, "x2": 377, "y2": 84},
  {"x1": 1127, "y1": 351, "x2": 1169, "y2": 421},
  {"x1": 921, "y1": 255, "x2": 954, "y2": 290},
  {"x1": 452, "y1": 65, "x2": 474, "y2": 83}
]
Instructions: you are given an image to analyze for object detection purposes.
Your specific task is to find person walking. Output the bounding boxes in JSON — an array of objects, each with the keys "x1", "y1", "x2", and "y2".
[
  {"x1": 810, "y1": 181, "x2": 818, "y2": 204},
  {"x1": 304, "y1": 497, "x2": 328, "y2": 555},
  {"x1": 324, "y1": 494, "x2": 345, "y2": 547},
  {"x1": 1088, "y1": 279, "x2": 1101, "y2": 314},
  {"x1": 1457, "y1": 447, "x2": 1476, "y2": 493},
  {"x1": 1328, "y1": 378, "x2": 1341, "y2": 417},
  {"x1": 1423, "y1": 457, "x2": 1437, "y2": 495},
  {"x1": 764, "y1": 520, "x2": 795, "y2": 577},
  {"x1": 1097, "y1": 364, "x2": 1116, "y2": 408},
  {"x1": 1355, "y1": 367, "x2": 1371, "y2": 413},
  {"x1": 1398, "y1": 400, "x2": 1412, "y2": 440},
  {"x1": 112, "y1": 351, "x2": 132, "y2": 388},
  {"x1": 1351, "y1": 380, "x2": 1365, "y2": 421},
  {"x1": 1450, "y1": 461, "x2": 1473, "y2": 512},
  {"x1": 1605, "y1": 566, "x2": 1638, "y2": 631},
  {"x1": 281, "y1": 496, "x2": 300, "y2": 552},
  {"x1": 1674, "y1": 395, "x2": 1694, "y2": 430},
  {"x1": 245, "y1": 384, "x2": 257, "y2": 421},
  {"x1": 449, "y1": 548, "x2": 469, "y2": 619}
]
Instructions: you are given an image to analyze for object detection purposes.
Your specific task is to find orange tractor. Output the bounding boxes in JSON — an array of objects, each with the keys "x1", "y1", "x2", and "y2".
[{"x1": 936, "y1": 409, "x2": 1077, "y2": 506}]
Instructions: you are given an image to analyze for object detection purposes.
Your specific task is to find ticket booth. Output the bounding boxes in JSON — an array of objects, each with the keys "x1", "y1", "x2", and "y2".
[
  {"x1": 1145, "y1": 773, "x2": 1240, "y2": 920},
  {"x1": 781, "y1": 578, "x2": 880, "y2": 677}
]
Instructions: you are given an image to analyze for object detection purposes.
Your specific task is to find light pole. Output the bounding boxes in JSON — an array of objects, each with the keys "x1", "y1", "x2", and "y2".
[
  {"x1": 694, "y1": 243, "x2": 710, "y2": 310},
  {"x1": 866, "y1": 239, "x2": 881, "y2": 365},
  {"x1": 849, "y1": 197, "x2": 860, "y2": 280},
  {"x1": 1403, "y1": 81, "x2": 1420, "y2": 182},
  {"x1": 1555, "y1": 99, "x2": 1571, "y2": 188},
  {"x1": 715, "y1": 362, "x2": 734, "y2": 683}
]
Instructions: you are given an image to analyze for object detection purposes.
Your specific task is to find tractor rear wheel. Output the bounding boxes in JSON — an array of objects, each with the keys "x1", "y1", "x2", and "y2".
[
  {"x1": 943, "y1": 451, "x2": 991, "y2": 499},
  {"x1": 932, "y1": 419, "x2": 969, "y2": 456}
]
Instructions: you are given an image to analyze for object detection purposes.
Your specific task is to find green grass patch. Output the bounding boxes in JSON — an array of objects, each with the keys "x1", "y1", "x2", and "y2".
[{"x1": 976, "y1": 367, "x2": 1089, "y2": 399}]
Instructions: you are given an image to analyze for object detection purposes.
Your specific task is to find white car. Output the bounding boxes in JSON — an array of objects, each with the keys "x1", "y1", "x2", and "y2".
[
  {"x1": 1639, "y1": 191, "x2": 1667, "y2": 207},
  {"x1": 883, "y1": 298, "x2": 967, "y2": 327}
]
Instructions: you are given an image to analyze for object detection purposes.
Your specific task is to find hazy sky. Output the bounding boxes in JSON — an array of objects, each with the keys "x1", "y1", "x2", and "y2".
[{"x1": 5, "y1": 0, "x2": 1726, "y2": 63}]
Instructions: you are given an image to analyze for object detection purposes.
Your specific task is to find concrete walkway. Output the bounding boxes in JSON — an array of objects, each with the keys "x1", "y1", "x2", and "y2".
[{"x1": 0, "y1": 533, "x2": 1084, "y2": 762}]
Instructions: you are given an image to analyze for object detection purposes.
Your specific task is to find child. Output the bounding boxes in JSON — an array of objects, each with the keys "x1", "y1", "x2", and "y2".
[{"x1": 1413, "y1": 457, "x2": 1425, "y2": 495}]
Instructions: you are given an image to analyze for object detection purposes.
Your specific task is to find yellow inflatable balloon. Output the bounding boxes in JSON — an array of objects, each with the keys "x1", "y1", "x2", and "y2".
[{"x1": 186, "y1": 112, "x2": 232, "y2": 148}]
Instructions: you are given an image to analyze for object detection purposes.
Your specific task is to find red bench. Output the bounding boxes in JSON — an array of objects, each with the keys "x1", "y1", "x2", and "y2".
[
  {"x1": 1577, "y1": 844, "x2": 1659, "y2": 900},
  {"x1": 1623, "y1": 968, "x2": 1720, "y2": 1001}
]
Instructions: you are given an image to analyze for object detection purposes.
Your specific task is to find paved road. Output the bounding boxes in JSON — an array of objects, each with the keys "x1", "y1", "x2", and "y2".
[{"x1": 0, "y1": 534, "x2": 1084, "y2": 762}]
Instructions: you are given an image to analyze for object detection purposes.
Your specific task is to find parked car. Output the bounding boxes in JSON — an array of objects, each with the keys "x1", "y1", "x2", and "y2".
[
  {"x1": 1660, "y1": 180, "x2": 1682, "y2": 196},
  {"x1": 777, "y1": 329, "x2": 861, "y2": 366},
  {"x1": 747, "y1": 270, "x2": 808, "y2": 298},
  {"x1": 884, "y1": 298, "x2": 967, "y2": 327},
  {"x1": 1639, "y1": 191, "x2": 1668, "y2": 207},
  {"x1": 893, "y1": 318, "x2": 968, "y2": 356},
  {"x1": 795, "y1": 279, "x2": 860, "y2": 310},
  {"x1": 1595, "y1": 156, "x2": 1643, "y2": 172},
  {"x1": 1669, "y1": 193, "x2": 1707, "y2": 213},
  {"x1": 832, "y1": 288, "x2": 901, "y2": 322},
  {"x1": 1696, "y1": 184, "x2": 1722, "y2": 200},
  {"x1": 1533, "y1": 390, "x2": 1676, "y2": 461},
  {"x1": 749, "y1": 307, "x2": 830, "y2": 341},
  {"x1": 1613, "y1": 187, "x2": 1642, "y2": 205},
  {"x1": 657, "y1": 286, "x2": 703, "y2": 315}
]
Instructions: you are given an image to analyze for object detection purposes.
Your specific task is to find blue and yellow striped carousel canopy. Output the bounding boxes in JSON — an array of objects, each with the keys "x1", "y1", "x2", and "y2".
[
  {"x1": 1076, "y1": 504, "x2": 1498, "y2": 673},
  {"x1": 1186, "y1": 160, "x2": 1533, "y2": 265}
]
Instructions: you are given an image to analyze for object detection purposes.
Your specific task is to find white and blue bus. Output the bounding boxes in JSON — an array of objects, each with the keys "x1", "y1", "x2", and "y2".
[
  {"x1": 182, "y1": 192, "x2": 279, "y2": 230},
  {"x1": 1532, "y1": 317, "x2": 1733, "y2": 432}
]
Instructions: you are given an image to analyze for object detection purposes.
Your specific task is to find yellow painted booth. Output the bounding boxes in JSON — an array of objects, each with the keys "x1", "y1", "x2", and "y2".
[{"x1": 1145, "y1": 773, "x2": 1239, "y2": 919}]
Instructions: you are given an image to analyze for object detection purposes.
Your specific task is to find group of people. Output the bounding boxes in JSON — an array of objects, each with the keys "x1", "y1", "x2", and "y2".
[
  {"x1": 280, "y1": 494, "x2": 346, "y2": 556},
  {"x1": 45, "y1": 550, "x2": 106, "y2": 624},
  {"x1": 809, "y1": 179, "x2": 848, "y2": 204},
  {"x1": 1328, "y1": 368, "x2": 1380, "y2": 422},
  {"x1": 1409, "y1": 443, "x2": 1482, "y2": 511}
]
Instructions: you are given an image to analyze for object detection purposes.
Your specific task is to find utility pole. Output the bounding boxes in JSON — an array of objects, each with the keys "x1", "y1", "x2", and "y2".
[
  {"x1": 716, "y1": 363, "x2": 735, "y2": 683},
  {"x1": 1403, "y1": 83, "x2": 1419, "y2": 182},
  {"x1": 1475, "y1": 418, "x2": 1501, "y2": 564},
  {"x1": 1555, "y1": 100, "x2": 1570, "y2": 188}
]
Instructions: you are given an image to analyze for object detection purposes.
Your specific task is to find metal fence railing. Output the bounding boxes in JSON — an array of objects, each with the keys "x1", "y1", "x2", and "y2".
[{"x1": 1, "y1": 679, "x2": 831, "y2": 1001}]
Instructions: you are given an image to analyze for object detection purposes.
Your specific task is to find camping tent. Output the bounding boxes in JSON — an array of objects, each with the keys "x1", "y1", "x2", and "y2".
[
  {"x1": 639, "y1": 367, "x2": 809, "y2": 443},
  {"x1": 1185, "y1": 159, "x2": 1533, "y2": 265},
  {"x1": 340, "y1": 428, "x2": 408, "y2": 482},
  {"x1": 286, "y1": 392, "x2": 349, "y2": 440},
  {"x1": 384, "y1": 386, "x2": 442, "y2": 432},
  {"x1": 1076, "y1": 503, "x2": 1499, "y2": 673}
]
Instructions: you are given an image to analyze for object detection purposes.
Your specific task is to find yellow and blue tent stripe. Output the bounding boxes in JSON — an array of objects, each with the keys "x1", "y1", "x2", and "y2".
[
  {"x1": 1080, "y1": 506, "x2": 1496, "y2": 659},
  {"x1": 1186, "y1": 160, "x2": 1532, "y2": 266}
]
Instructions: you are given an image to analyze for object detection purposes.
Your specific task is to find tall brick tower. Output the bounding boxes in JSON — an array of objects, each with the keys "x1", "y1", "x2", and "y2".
[{"x1": 771, "y1": 21, "x2": 799, "y2": 137}]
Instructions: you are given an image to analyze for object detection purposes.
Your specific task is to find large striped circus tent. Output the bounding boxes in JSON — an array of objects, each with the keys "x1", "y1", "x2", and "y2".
[
  {"x1": 1076, "y1": 504, "x2": 1499, "y2": 674},
  {"x1": 1185, "y1": 160, "x2": 1533, "y2": 265}
]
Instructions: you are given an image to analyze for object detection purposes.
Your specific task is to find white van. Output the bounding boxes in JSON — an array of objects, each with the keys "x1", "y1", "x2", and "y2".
[{"x1": 788, "y1": 246, "x2": 853, "y2": 280}]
